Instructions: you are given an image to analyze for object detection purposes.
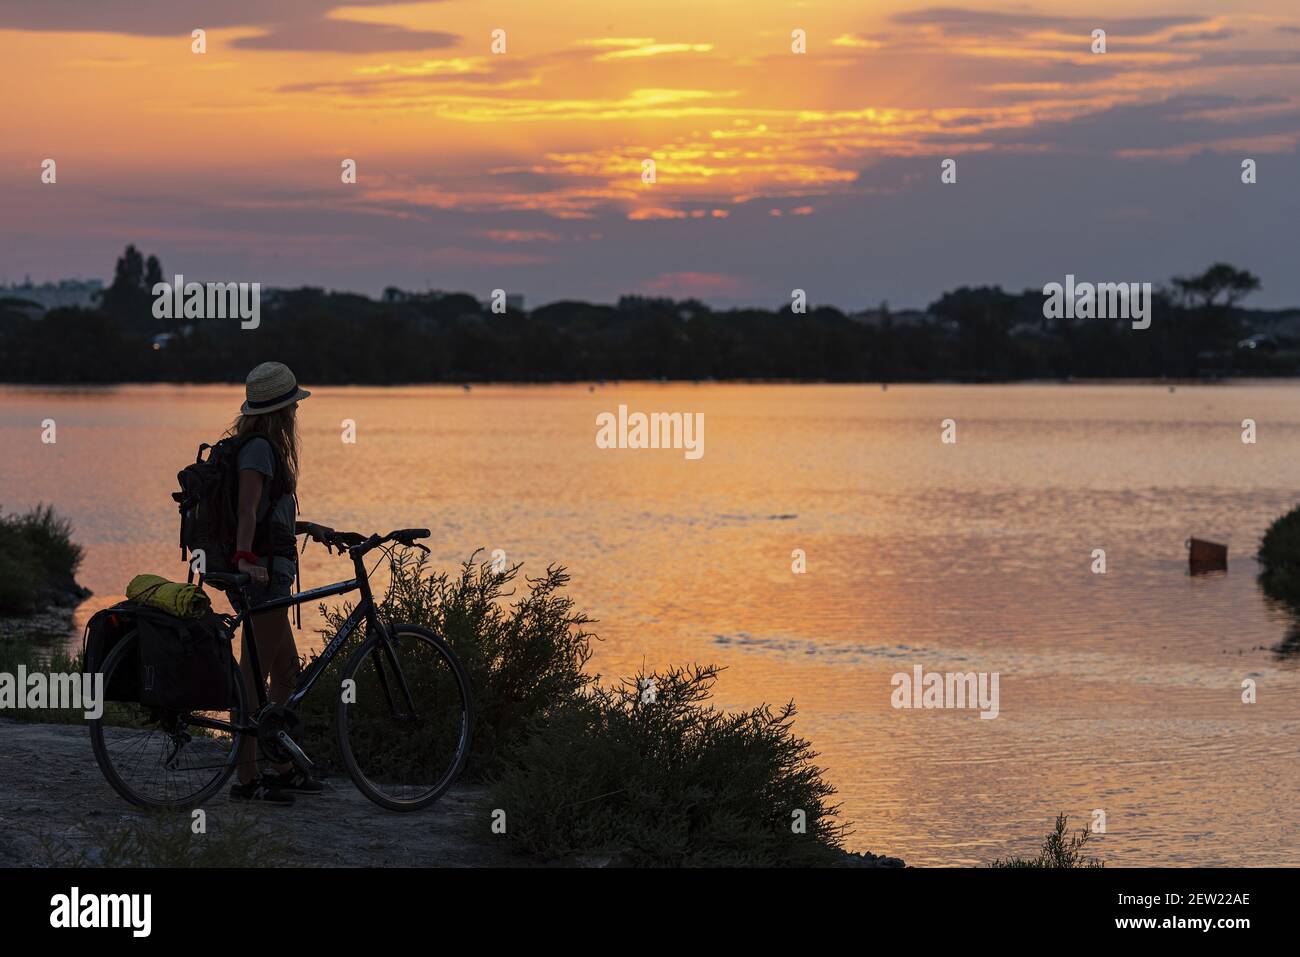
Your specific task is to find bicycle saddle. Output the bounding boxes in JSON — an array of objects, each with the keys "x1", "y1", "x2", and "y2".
[{"x1": 202, "y1": 572, "x2": 250, "y2": 590}]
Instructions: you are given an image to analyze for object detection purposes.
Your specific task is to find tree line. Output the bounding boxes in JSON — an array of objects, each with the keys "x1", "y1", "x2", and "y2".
[{"x1": 0, "y1": 245, "x2": 1291, "y2": 383}]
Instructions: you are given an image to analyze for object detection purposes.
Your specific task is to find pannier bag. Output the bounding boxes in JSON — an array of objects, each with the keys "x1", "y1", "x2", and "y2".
[
  {"x1": 135, "y1": 607, "x2": 236, "y2": 712},
  {"x1": 84, "y1": 602, "x2": 236, "y2": 711},
  {"x1": 83, "y1": 603, "x2": 141, "y2": 703}
]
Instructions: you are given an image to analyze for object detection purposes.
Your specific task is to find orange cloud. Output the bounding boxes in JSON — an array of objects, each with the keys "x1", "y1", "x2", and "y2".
[{"x1": 641, "y1": 271, "x2": 748, "y2": 296}]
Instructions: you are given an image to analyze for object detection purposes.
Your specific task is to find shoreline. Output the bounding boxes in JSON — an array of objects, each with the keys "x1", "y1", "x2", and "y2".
[
  {"x1": 0, "y1": 719, "x2": 905, "y2": 868},
  {"x1": 0, "y1": 581, "x2": 89, "y2": 643},
  {"x1": 1, "y1": 551, "x2": 904, "y2": 869}
]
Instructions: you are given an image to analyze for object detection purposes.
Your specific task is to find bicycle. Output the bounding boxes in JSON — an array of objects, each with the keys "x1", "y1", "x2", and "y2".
[{"x1": 88, "y1": 527, "x2": 474, "y2": 812}]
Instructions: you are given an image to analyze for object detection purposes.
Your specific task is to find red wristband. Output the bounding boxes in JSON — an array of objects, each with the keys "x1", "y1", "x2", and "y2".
[{"x1": 232, "y1": 550, "x2": 260, "y2": 565}]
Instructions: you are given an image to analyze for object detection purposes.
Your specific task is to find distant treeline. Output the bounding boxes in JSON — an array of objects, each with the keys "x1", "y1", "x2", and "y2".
[{"x1": 2, "y1": 247, "x2": 1296, "y2": 383}]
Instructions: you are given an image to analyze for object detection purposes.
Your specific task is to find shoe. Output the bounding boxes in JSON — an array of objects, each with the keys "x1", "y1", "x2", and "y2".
[
  {"x1": 266, "y1": 767, "x2": 324, "y2": 794},
  {"x1": 230, "y1": 774, "x2": 295, "y2": 806}
]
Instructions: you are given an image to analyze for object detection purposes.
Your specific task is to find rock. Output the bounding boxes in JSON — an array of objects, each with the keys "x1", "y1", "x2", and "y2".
[
  {"x1": 0, "y1": 607, "x2": 80, "y2": 641},
  {"x1": 838, "y1": 849, "x2": 907, "y2": 868},
  {"x1": 38, "y1": 577, "x2": 92, "y2": 608}
]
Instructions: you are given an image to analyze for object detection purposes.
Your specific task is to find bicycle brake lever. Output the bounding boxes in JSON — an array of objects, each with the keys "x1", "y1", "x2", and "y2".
[
  {"x1": 331, "y1": 532, "x2": 367, "y2": 555},
  {"x1": 391, "y1": 536, "x2": 429, "y2": 552}
]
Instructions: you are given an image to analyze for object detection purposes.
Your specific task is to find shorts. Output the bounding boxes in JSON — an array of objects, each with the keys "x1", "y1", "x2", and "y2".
[{"x1": 242, "y1": 557, "x2": 296, "y2": 610}]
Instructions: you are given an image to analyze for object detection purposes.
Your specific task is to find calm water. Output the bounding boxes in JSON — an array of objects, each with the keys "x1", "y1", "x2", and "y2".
[{"x1": 3, "y1": 382, "x2": 1298, "y2": 865}]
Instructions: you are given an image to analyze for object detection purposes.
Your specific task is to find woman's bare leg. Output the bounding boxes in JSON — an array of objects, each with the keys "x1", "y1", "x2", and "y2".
[
  {"x1": 237, "y1": 608, "x2": 295, "y2": 783},
  {"x1": 265, "y1": 613, "x2": 301, "y2": 776}
]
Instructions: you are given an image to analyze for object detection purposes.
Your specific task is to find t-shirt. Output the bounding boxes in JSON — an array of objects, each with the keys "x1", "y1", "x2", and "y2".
[{"x1": 236, "y1": 436, "x2": 297, "y2": 575}]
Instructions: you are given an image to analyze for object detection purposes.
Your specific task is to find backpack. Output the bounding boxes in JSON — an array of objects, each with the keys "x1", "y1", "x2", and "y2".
[
  {"x1": 134, "y1": 607, "x2": 236, "y2": 712},
  {"x1": 172, "y1": 434, "x2": 290, "y2": 581}
]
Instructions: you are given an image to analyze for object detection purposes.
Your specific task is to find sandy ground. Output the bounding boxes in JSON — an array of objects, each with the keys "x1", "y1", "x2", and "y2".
[{"x1": 0, "y1": 719, "x2": 522, "y2": 867}]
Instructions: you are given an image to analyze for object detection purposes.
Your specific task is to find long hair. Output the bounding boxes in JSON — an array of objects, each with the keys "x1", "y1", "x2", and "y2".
[{"x1": 225, "y1": 404, "x2": 299, "y2": 493}]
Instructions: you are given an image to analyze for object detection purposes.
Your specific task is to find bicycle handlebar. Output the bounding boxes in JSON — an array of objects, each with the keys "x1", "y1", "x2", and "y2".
[
  {"x1": 305, "y1": 526, "x2": 430, "y2": 557},
  {"x1": 347, "y1": 528, "x2": 431, "y2": 557}
]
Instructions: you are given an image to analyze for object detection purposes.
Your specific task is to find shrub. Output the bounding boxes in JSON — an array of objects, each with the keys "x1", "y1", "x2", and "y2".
[
  {"x1": 0, "y1": 554, "x2": 41, "y2": 616},
  {"x1": 0, "y1": 640, "x2": 86, "y2": 724},
  {"x1": 18, "y1": 504, "x2": 84, "y2": 592},
  {"x1": 38, "y1": 811, "x2": 295, "y2": 867},
  {"x1": 0, "y1": 504, "x2": 85, "y2": 615},
  {"x1": 299, "y1": 550, "x2": 850, "y2": 866},
  {"x1": 989, "y1": 813, "x2": 1104, "y2": 868},
  {"x1": 487, "y1": 664, "x2": 847, "y2": 866},
  {"x1": 1258, "y1": 505, "x2": 1300, "y2": 609},
  {"x1": 297, "y1": 550, "x2": 595, "y2": 778}
]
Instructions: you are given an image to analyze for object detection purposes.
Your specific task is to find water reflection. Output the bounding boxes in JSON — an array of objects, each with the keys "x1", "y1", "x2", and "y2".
[
  {"x1": 1257, "y1": 579, "x2": 1300, "y2": 660},
  {"x1": 4, "y1": 382, "x2": 1300, "y2": 864}
]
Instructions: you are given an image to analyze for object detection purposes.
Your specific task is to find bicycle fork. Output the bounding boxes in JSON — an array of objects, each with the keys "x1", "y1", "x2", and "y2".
[{"x1": 371, "y1": 638, "x2": 420, "y2": 722}]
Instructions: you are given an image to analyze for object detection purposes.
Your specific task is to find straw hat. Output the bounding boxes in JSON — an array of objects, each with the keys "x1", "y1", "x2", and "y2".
[{"x1": 241, "y1": 361, "x2": 311, "y2": 415}]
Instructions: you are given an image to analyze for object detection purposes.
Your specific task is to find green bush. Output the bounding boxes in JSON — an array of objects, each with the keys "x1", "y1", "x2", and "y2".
[
  {"x1": 989, "y1": 813, "x2": 1104, "y2": 868},
  {"x1": 38, "y1": 811, "x2": 295, "y2": 867},
  {"x1": 0, "y1": 640, "x2": 86, "y2": 724},
  {"x1": 298, "y1": 550, "x2": 850, "y2": 866},
  {"x1": 488, "y1": 664, "x2": 847, "y2": 866},
  {"x1": 0, "y1": 552, "x2": 41, "y2": 615},
  {"x1": 1258, "y1": 505, "x2": 1300, "y2": 608},
  {"x1": 297, "y1": 550, "x2": 595, "y2": 779},
  {"x1": 0, "y1": 504, "x2": 85, "y2": 615}
]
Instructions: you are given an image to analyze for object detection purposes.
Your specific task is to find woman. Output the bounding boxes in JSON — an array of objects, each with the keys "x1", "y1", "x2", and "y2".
[{"x1": 228, "y1": 361, "x2": 334, "y2": 805}]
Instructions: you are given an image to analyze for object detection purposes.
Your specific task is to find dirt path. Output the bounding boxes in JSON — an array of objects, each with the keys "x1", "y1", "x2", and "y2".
[{"x1": 0, "y1": 719, "x2": 522, "y2": 867}]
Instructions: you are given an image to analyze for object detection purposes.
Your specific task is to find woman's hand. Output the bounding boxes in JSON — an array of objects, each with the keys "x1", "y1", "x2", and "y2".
[
  {"x1": 302, "y1": 522, "x2": 335, "y2": 542},
  {"x1": 300, "y1": 522, "x2": 363, "y2": 554},
  {"x1": 237, "y1": 558, "x2": 269, "y2": 586}
]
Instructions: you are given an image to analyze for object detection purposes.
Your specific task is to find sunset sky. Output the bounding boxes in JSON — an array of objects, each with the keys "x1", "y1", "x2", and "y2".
[{"x1": 3, "y1": 1, "x2": 1300, "y2": 307}]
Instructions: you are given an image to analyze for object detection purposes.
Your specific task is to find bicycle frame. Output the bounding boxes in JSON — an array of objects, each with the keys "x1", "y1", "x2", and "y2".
[{"x1": 185, "y1": 548, "x2": 393, "y2": 736}]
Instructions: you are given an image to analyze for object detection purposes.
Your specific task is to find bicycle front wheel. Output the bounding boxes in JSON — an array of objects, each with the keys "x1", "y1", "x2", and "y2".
[{"x1": 336, "y1": 624, "x2": 473, "y2": 811}]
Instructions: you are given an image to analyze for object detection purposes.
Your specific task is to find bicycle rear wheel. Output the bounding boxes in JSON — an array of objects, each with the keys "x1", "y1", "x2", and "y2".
[
  {"x1": 336, "y1": 624, "x2": 473, "y2": 811},
  {"x1": 89, "y1": 631, "x2": 248, "y2": 810}
]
